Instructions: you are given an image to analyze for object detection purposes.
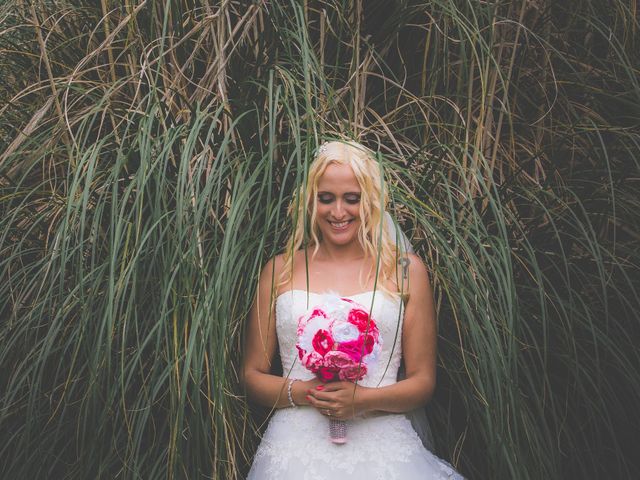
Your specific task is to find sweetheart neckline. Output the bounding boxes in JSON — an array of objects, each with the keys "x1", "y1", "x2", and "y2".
[
  {"x1": 275, "y1": 289, "x2": 375, "y2": 302},
  {"x1": 275, "y1": 289, "x2": 401, "y2": 304}
]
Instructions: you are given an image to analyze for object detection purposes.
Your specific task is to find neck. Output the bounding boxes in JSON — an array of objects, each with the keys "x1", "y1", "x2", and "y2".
[{"x1": 313, "y1": 241, "x2": 366, "y2": 262}]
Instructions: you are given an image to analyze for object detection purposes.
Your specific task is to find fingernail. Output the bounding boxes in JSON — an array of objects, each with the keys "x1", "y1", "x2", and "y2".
[
  {"x1": 316, "y1": 385, "x2": 324, "y2": 390},
  {"x1": 305, "y1": 395, "x2": 310, "y2": 400}
]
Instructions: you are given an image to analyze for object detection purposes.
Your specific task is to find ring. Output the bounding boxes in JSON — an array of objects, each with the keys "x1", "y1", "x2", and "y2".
[{"x1": 325, "y1": 409, "x2": 332, "y2": 416}]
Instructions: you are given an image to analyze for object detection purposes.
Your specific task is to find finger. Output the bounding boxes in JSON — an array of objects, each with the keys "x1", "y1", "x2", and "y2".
[
  {"x1": 313, "y1": 398, "x2": 336, "y2": 409},
  {"x1": 331, "y1": 409, "x2": 348, "y2": 420},
  {"x1": 312, "y1": 390, "x2": 348, "y2": 404},
  {"x1": 317, "y1": 382, "x2": 347, "y2": 392},
  {"x1": 324, "y1": 381, "x2": 358, "y2": 393},
  {"x1": 309, "y1": 379, "x2": 324, "y2": 389},
  {"x1": 308, "y1": 385, "x2": 337, "y2": 400},
  {"x1": 306, "y1": 393, "x2": 334, "y2": 409},
  {"x1": 314, "y1": 383, "x2": 351, "y2": 396}
]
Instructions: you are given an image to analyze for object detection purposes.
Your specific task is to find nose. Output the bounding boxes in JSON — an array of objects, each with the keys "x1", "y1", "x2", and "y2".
[{"x1": 331, "y1": 200, "x2": 346, "y2": 219}]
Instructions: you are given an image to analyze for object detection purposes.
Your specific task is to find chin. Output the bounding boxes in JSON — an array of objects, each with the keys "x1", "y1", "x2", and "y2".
[{"x1": 329, "y1": 236, "x2": 358, "y2": 246}]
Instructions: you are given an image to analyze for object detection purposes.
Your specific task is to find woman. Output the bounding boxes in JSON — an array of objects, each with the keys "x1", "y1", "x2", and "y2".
[{"x1": 242, "y1": 140, "x2": 463, "y2": 479}]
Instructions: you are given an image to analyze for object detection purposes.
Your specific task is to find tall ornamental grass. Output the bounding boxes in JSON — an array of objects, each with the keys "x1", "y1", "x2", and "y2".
[{"x1": 1, "y1": 1, "x2": 639, "y2": 478}]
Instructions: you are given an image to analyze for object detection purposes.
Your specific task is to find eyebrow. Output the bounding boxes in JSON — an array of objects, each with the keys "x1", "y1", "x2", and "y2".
[{"x1": 317, "y1": 191, "x2": 361, "y2": 195}]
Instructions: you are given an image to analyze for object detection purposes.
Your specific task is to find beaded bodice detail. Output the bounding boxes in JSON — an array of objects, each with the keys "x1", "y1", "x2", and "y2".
[{"x1": 275, "y1": 290, "x2": 404, "y2": 387}]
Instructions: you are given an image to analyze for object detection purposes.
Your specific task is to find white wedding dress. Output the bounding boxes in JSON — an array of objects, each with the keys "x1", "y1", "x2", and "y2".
[{"x1": 247, "y1": 290, "x2": 464, "y2": 480}]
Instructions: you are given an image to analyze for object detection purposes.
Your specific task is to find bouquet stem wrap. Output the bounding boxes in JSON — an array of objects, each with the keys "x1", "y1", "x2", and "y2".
[{"x1": 329, "y1": 418, "x2": 347, "y2": 444}]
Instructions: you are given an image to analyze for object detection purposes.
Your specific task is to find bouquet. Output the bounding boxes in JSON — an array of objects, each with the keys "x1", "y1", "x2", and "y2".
[{"x1": 295, "y1": 293, "x2": 382, "y2": 443}]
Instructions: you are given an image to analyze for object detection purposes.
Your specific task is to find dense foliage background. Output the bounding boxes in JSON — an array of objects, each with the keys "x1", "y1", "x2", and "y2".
[{"x1": 1, "y1": 1, "x2": 639, "y2": 478}]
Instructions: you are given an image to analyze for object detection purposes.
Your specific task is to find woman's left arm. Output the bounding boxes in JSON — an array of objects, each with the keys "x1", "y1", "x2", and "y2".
[{"x1": 306, "y1": 253, "x2": 437, "y2": 419}]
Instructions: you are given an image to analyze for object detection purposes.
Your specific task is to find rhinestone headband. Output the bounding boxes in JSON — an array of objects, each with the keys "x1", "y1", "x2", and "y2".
[{"x1": 317, "y1": 142, "x2": 329, "y2": 154}]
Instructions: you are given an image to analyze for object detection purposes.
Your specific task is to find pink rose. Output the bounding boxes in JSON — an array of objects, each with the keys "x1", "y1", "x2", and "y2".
[
  {"x1": 324, "y1": 350, "x2": 354, "y2": 370},
  {"x1": 302, "y1": 351, "x2": 323, "y2": 372},
  {"x1": 312, "y1": 329, "x2": 333, "y2": 356},
  {"x1": 339, "y1": 363, "x2": 367, "y2": 382}
]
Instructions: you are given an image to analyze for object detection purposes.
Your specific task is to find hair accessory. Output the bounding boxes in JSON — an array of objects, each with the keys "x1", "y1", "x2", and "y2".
[
  {"x1": 287, "y1": 378, "x2": 299, "y2": 408},
  {"x1": 317, "y1": 142, "x2": 329, "y2": 155}
]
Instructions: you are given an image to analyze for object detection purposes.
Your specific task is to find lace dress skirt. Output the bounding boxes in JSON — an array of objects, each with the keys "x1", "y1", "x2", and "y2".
[{"x1": 247, "y1": 405, "x2": 463, "y2": 480}]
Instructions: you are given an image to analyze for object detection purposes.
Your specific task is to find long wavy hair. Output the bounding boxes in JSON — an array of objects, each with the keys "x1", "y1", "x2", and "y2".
[{"x1": 279, "y1": 140, "x2": 404, "y2": 296}]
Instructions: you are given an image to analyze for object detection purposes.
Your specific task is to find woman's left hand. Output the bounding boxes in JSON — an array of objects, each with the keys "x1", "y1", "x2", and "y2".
[{"x1": 306, "y1": 381, "x2": 371, "y2": 420}]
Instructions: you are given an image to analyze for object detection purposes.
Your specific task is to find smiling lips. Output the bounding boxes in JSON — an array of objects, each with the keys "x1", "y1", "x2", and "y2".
[{"x1": 329, "y1": 219, "x2": 354, "y2": 230}]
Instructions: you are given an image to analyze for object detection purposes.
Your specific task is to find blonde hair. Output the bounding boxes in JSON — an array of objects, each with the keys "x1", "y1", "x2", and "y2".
[{"x1": 279, "y1": 140, "x2": 402, "y2": 296}]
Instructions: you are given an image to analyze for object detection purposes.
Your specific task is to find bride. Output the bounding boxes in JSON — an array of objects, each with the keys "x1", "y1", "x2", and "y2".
[{"x1": 241, "y1": 140, "x2": 464, "y2": 479}]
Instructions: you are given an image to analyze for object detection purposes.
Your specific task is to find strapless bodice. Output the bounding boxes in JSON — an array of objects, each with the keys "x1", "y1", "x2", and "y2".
[{"x1": 275, "y1": 290, "x2": 404, "y2": 387}]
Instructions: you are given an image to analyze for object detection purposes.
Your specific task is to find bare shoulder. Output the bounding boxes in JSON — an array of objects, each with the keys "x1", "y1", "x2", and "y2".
[
  {"x1": 257, "y1": 253, "x2": 286, "y2": 290},
  {"x1": 402, "y1": 253, "x2": 435, "y2": 330},
  {"x1": 401, "y1": 252, "x2": 432, "y2": 302},
  {"x1": 272, "y1": 252, "x2": 287, "y2": 272},
  {"x1": 404, "y1": 252, "x2": 430, "y2": 284}
]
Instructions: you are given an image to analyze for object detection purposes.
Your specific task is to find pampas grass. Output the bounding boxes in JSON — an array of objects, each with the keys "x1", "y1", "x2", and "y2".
[{"x1": 1, "y1": 1, "x2": 638, "y2": 478}]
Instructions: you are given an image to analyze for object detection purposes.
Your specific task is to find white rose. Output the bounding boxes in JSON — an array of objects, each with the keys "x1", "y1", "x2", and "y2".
[{"x1": 331, "y1": 322, "x2": 360, "y2": 342}]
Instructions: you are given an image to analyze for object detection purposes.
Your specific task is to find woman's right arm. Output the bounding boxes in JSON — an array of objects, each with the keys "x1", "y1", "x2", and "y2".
[{"x1": 241, "y1": 255, "x2": 319, "y2": 408}]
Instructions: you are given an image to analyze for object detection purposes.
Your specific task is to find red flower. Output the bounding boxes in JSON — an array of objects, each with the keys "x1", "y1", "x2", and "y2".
[
  {"x1": 318, "y1": 366, "x2": 336, "y2": 381},
  {"x1": 348, "y1": 308, "x2": 380, "y2": 343},
  {"x1": 362, "y1": 333, "x2": 375, "y2": 354},
  {"x1": 337, "y1": 334, "x2": 375, "y2": 361},
  {"x1": 348, "y1": 308, "x2": 371, "y2": 332},
  {"x1": 336, "y1": 339, "x2": 364, "y2": 362},
  {"x1": 312, "y1": 329, "x2": 333, "y2": 356},
  {"x1": 310, "y1": 308, "x2": 327, "y2": 318}
]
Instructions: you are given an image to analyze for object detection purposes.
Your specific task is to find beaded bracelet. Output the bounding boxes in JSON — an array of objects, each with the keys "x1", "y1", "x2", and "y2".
[{"x1": 287, "y1": 378, "x2": 299, "y2": 408}]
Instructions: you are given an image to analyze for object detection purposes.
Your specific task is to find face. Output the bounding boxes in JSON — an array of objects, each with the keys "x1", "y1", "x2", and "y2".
[{"x1": 314, "y1": 162, "x2": 362, "y2": 246}]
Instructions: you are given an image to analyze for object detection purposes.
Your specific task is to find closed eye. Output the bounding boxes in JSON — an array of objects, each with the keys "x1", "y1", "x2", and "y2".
[
  {"x1": 344, "y1": 194, "x2": 360, "y2": 204},
  {"x1": 318, "y1": 193, "x2": 334, "y2": 204},
  {"x1": 317, "y1": 192, "x2": 360, "y2": 204}
]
